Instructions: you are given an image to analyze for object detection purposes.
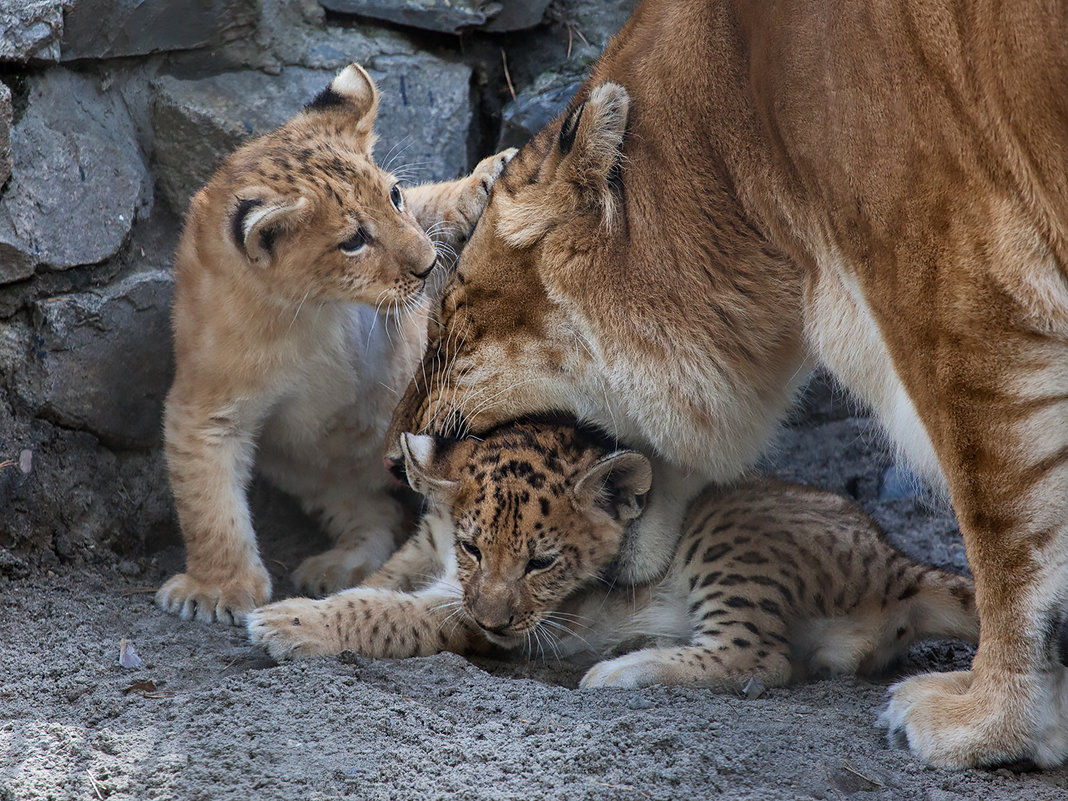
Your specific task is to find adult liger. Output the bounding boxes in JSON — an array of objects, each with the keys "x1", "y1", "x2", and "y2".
[{"x1": 385, "y1": 0, "x2": 1068, "y2": 769}]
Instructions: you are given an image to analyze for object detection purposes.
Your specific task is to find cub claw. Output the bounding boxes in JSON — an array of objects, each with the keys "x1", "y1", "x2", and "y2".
[{"x1": 156, "y1": 570, "x2": 271, "y2": 626}]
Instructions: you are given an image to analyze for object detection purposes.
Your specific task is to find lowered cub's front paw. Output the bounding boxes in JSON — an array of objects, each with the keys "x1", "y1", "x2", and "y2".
[
  {"x1": 880, "y1": 668, "x2": 1068, "y2": 768},
  {"x1": 155, "y1": 569, "x2": 271, "y2": 626},
  {"x1": 247, "y1": 597, "x2": 342, "y2": 660},
  {"x1": 580, "y1": 650, "x2": 666, "y2": 689}
]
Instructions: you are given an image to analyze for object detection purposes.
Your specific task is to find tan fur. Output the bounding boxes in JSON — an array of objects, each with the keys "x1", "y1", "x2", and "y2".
[
  {"x1": 382, "y1": 1, "x2": 1068, "y2": 767},
  {"x1": 248, "y1": 421, "x2": 977, "y2": 693},
  {"x1": 156, "y1": 63, "x2": 515, "y2": 624}
]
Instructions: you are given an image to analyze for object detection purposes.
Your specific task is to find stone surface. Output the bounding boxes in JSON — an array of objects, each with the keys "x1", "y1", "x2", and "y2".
[
  {"x1": 14, "y1": 270, "x2": 173, "y2": 450},
  {"x1": 0, "y1": 81, "x2": 10, "y2": 189},
  {"x1": 0, "y1": 69, "x2": 150, "y2": 282},
  {"x1": 497, "y1": 60, "x2": 589, "y2": 150},
  {"x1": 60, "y1": 0, "x2": 257, "y2": 60},
  {"x1": 153, "y1": 59, "x2": 473, "y2": 215},
  {"x1": 0, "y1": 0, "x2": 64, "y2": 62},
  {"x1": 320, "y1": 0, "x2": 551, "y2": 34}
]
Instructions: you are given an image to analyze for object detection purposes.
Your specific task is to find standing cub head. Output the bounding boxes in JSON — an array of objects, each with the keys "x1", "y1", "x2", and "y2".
[
  {"x1": 185, "y1": 64, "x2": 437, "y2": 308},
  {"x1": 400, "y1": 420, "x2": 651, "y2": 646}
]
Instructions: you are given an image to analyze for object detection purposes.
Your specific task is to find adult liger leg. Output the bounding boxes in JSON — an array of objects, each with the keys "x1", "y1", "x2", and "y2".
[{"x1": 872, "y1": 269, "x2": 1068, "y2": 768}]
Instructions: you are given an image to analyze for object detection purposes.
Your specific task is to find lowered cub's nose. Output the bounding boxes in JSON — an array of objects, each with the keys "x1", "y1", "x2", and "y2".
[{"x1": 473, "y1": 614, "x2": 515, "y2": 636}]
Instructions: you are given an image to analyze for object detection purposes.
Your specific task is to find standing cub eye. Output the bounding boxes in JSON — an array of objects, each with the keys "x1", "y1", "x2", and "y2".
[
  {"x1": 460, "y1": 540, "x2": 482, "y2": 562},
  {"x1": 525, "y1": 555, "x2": 557, "y2": 574},
  {"x1": 389, "y1": 184, "x2": 404, "y2": 211},
  {"x1": 339, "y1": 228, "x2": 368, "y2": 254}
]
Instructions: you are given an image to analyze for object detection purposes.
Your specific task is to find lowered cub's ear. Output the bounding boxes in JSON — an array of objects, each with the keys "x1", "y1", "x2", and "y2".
[
  {"x1": 231, "y1": 194, "x2": 308, "y2": 264},
  {"x1": 400, "y1": 432, "x2": 459, "y2": 499},
  {"x1": 304, "y1": 63, "x2": 380, "y2": 149},
  {"x1": 575, "y1": 450, "x2": 652, "y2": 523}
]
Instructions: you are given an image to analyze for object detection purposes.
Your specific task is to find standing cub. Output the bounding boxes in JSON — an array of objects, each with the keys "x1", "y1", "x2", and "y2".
[
  {"x1": 248, "y1": 421, "x2": 978, "y2": 690},
  {"x1": 157, "y1": 63, "x2": 514, "y2": 624}
]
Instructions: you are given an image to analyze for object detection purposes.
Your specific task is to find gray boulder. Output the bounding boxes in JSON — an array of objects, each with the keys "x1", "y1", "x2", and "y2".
[
  {"x1": 0, "y1": 69, "x2": 150, "y2": 283},
  {"x1": 0, "y1": 0, "x2": 65, "y2": 62},
  {"x1": 497, "y1": 61, "x2": 589, "y2": 151},
  {"x1": 59, "y1": 0, "x2": 257, "y2": 61},
  {"x1": 0, "y1": 82, "x2": 10, "y2": 189},
  {"x1": 319, "y1": 0, "x2": 551, "y2": 33},
  {"x1": 14, "y1": 270, "x2": 173, "y2": 450},
  {"x1": 153, "y1": 59, "x2": 473, "y2": 216}
]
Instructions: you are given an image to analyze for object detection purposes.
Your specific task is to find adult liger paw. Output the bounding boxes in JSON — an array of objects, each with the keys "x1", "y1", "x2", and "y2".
[
  {"x1": 156, "y1": 569, "x2": 271, "y2": 626},
  {"x1": 880, "y1": 669, "x2": 1068, "y2": 768},
  {"x1": 247, "y1": 598, "x2": 341, "y2": 660}
]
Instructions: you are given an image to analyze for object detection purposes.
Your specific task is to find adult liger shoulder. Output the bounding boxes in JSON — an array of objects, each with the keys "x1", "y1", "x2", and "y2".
[
  {"x1": 384, "y1": 0, "x2": 1068, "y2": 770},
  {"x1": 157, "y1": 63, "x2": 514, "y2": 624}
]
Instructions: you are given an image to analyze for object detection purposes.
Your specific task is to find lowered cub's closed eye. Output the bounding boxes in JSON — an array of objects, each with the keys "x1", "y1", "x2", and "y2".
[
  {"x1": 390, "y1": 184, "x2": 404, "y2": 211},
  {"x1": 525, "y1": 555, "x2": 557, "y2": 574},
  {"x1": 460, "y1": 540, "x2": 481, "y2": 561},
  {"x1": 339, "y1": 228, "x2": 368, "y2": 254}
]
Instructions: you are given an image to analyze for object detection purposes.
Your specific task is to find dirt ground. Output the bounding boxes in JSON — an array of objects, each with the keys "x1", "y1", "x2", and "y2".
[{"x1": 2, "y1": 384, "x2": 1067, "y2": 801}]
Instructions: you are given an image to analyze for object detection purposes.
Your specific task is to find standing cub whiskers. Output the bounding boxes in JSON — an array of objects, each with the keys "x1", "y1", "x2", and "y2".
[
  {"x1": 248, "y1": 420, "x2": 978, "y2": 689},
  {"x1": 157, "y1": 63, "x2": 514, "y2": 624}
]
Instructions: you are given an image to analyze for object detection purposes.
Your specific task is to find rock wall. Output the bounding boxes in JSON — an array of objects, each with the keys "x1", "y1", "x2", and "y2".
[{"x1": 0, "y1": 0, "x2": 641, "y2": 565}]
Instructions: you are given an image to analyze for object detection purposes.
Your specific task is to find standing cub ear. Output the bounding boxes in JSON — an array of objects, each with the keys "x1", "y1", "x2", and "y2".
[
  {"x1": 304, "y1": 63, "x2": 380, "y2": 148},
  {"x1": 231, "y1": 194, "x2": 309, "y2": 265},
  {"x1": 574, "y1": 450, "x2": 652, "y2": 523}
]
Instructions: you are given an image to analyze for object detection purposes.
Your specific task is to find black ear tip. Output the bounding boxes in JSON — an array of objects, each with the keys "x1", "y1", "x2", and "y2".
[
  {"x1": 559, "y1": 100, "x2": 586, "y2": 155},
  {"x1": 305, "y1": 86, "x2": 346, "y2": 112},
  {"x1": 231, "y1": 197, "x2": 263, "y2": 252}
]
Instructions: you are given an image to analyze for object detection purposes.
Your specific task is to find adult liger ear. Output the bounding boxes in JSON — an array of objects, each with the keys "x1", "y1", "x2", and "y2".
[
  {"x1": 497, "y1": 82, "x2": 631, "y2": 247},
  {"x1": 230, "y1": 194, "x2": 308, "y2": 265},
  {"x1": 400, "y1": 433, "x2": 460, "y2": 499},
  {"x1": 575, "y1": 450, "x2": 652, "y2": 523},
  {"x1": 304, "y1": 63, "x2": 380, "y2": 150}
]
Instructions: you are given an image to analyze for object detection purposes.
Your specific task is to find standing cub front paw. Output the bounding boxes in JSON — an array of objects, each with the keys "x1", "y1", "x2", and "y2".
[
  {"x1": 156, "y1": 568, "x2": 271, "y2": 626},
  {"x1": 451, "y1": 148, "x2": 518, "y2": 239}
]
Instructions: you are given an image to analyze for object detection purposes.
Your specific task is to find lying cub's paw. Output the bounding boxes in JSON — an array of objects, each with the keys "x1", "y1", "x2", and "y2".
[
  {"x1": 580, "y1": 650, "x2": 666, "y2": 689},
  {"x1": 292, "y1": 543, "x2": 389, "y2": 597},
  {"x1": 880, "y1": 668, "x2": 1068, "y2": 768},
  {"x1": 247, "y1": 598, "x2": 340, "y2": 661},
  {"x1": 156, "y1": 569, "x2": 271, "y2": 626}
]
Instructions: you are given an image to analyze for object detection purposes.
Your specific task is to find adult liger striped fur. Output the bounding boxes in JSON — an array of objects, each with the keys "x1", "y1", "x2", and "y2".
[{"x1": 383, "y1": 0, "x2": 1068, "y2": 769}]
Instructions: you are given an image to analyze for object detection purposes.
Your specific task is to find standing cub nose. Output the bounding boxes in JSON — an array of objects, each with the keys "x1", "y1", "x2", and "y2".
[{"x1": 411, "y1": 256, "x2": 436, "y2": 279}]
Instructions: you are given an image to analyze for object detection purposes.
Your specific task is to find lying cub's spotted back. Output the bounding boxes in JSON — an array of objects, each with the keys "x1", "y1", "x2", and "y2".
[{"x1": 248, "y1": 421, "x2": 978, "y2": 691}]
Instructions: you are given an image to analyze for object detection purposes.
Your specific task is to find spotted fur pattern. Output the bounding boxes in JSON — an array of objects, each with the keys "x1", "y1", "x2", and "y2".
[{"x1": 248, "y1": 421, "x2": 978, "y2": 692}]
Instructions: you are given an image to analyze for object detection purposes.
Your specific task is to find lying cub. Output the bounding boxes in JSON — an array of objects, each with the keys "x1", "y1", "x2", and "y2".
[
  {"x1": 157, "y1": 63, "x2": 514, "y2": 624},
  {"x1": 248, "y1": 420, "x2": 978, "y2": 689}
]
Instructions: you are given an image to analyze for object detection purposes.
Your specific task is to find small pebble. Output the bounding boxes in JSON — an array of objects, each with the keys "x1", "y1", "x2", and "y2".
[
  {"x1": 119, "y1": 637, "x2": 144, "y2": 669},
  {"x1": 742, "y1": 676, "x2": 766, "y2": 700},
  {"x1": 627, "y1": 695, "x2": 654, "y2": 710}
]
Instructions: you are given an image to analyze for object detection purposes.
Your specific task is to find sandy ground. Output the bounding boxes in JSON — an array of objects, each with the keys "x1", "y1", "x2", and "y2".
[{"x1": 2, "y1": 380, "x2": 1068, "y2": 800}]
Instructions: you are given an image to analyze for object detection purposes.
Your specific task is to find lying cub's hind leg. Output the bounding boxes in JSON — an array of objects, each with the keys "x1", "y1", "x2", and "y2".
[
  {"x1": 582, "y1": 505, "x2": 795, "y2": 690},
  {"x1": 874, "y1": 235, "x2": 1068, "y2": 768}
]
